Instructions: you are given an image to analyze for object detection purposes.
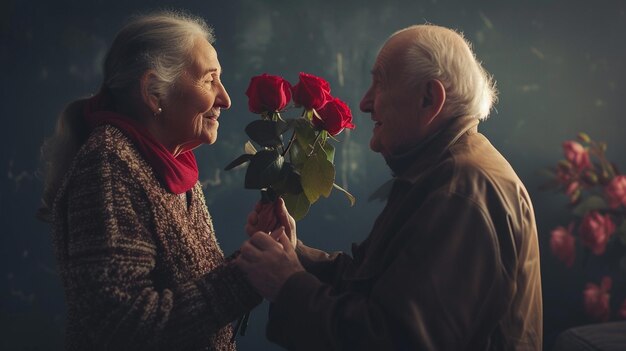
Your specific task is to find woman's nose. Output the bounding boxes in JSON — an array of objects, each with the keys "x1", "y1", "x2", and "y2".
[{"x1": 216, "y1": 83, "x2": 231, "y2": 109}]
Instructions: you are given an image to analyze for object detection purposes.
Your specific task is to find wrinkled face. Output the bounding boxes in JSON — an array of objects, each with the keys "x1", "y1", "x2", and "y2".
[
  {"x1": 161, "y1": 37, "x2": 231, "y2": 151},
  {"x1": 359, "y1": 32, "x2": 427, "y2": 158}
]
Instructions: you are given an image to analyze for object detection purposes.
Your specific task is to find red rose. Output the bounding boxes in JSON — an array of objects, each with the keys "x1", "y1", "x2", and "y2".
[
  {"x1": 583, "y1": 276, "x2": 611, "y2": 322},
  {"x1": 550, "y1": 224, "x2": 576, "y2": 267},
  {"x1": 245, "y1": 74, "x2": 292, "y2": 113},
  {"x1": 605, "y1": 175, "x2": 626, "y2": 209},
  {"x1": 292, "y1": 72, "x2": 333, "y2": 110},
  {"x1": 579, "y1": 211, "x2": 616, "y2": 255},
  {"x1": 563, "y1": 141, "x2": 592, "y2": 171},
  {"x1": 312, "y1": 97, "x2": 355, "y2": 136}
]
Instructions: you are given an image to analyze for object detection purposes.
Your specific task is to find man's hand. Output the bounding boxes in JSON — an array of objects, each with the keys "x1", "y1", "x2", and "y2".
[
  {"x1": 235, "y1": 227, "x2": 305, "y2": 302},
  {"x1": 245, "y1": 198, "x2": 297, "y2": 249}
]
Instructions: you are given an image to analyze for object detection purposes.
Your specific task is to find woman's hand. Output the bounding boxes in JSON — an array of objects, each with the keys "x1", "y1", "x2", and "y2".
[
  {"x1": 245, "y1": 201, "x2": 278, "y2": 236},
  {"x1": 274, "y1": 198, "x2": 297, "y2": 249},
  {"x1": 245, "y1": 198, "x2": 297, "y2": 249}
]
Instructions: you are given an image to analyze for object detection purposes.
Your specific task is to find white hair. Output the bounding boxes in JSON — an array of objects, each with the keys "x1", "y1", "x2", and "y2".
[
  {"x1": 393, "y1": 24, "x2": 497, "y2": 120},
  {"x1": 39, "y1": 11, "x2": 214, "y2": 219}
]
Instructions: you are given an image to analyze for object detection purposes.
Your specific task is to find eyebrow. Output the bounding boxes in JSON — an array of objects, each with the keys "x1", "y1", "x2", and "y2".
[
  {"x1": 370, "y1": 68, "x2": 384, "y2": 82},
  {"x1": 202, "y1": 68, "x2": 221, "y2": 76}
]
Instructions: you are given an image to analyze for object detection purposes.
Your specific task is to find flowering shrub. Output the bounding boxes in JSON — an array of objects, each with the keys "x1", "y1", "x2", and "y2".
[
  {"x1": 226, "y1": 72, "x2": 355, "y2": 220},
  {"x1": 583, "y1": 276, "x2": 612, "y2": 322},
  {"x1": 544, "y1": 133, "x2": 626, "y2": 322}
]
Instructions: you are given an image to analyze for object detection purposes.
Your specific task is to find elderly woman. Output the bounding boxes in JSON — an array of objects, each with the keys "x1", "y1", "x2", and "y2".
[{"x1": 40, "y1": 12, "x2": 260, "y2": 350}]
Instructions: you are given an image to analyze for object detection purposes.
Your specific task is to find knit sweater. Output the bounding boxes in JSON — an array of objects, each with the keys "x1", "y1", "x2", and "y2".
[{"x1": 51, "y1": 125, "x2": 261, "y2": 351}]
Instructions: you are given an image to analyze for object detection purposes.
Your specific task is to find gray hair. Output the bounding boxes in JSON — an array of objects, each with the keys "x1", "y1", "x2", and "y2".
[
  {"x1": 104, "y1": 11, "x2": 214, "y2": 101},
  {"x1": 39, "y1": 11, "x2": 214, "y2": 219},
  {"x1": 393, "y1": 24, "x2": 497, "y2": 120}
]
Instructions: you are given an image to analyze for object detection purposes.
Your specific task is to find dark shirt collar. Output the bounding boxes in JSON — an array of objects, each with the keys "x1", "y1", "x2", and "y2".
[{"x1": 385, "y1": 115, "x2": 479, "y2": 183}]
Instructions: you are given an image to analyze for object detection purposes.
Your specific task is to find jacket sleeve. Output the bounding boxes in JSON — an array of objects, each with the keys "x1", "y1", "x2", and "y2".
[
  {"x1": 295, "y1": 241, "x2": 354, "y2": 285},
  {"x1": 266, "y1": 191, "x2": 513, "y2": 350},
  {"x1": 60, "y1": 146, "x2": 261, "y2": 350}
]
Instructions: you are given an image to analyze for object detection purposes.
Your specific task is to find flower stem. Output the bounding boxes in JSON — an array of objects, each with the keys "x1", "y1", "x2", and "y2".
[
  {"x1": 307, "y1": 132, "x2": 323, "y2": 157},
  {"x1": 282, "y1": 130, "x2": 297, "y2": 157}
]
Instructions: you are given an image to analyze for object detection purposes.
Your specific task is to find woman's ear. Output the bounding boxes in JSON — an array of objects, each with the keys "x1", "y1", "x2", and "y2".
[{"x1": 139, "y1": 70, "x2": 161, "y2": 114}]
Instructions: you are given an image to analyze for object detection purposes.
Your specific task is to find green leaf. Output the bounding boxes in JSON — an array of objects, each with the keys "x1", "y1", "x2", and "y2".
[
  {"x1": 244, "y1": 149, "x2": 284, "y2": 189},
  {"x1": 271, "y1": 162, "x2": 303, "y2": 195},
  {"x1": 289, "y1": 141, "x2": 308, "y2": 168},
  {"x1": 333, "y1": 183, "x2": 356, "y2": 206},
  {"x1": 572, "y1": 195, "x2": 608, "y2": 216},
  {"x1": 224, "y1": 154, "x2": 253, "y2": 171},
  {"x1": 558, "y1": 160, "x2": 572, "y2": 169},
  {"x1": 244, "y1": 141, "x2": 257, "y2": 155},
  {"x1": 322, "y1": 142, "x2": 335, "y2": 163},
  {"x1": 294, "y1": 118, "x2": 316, "y2": 151},
  {"x1": 282, "y1": 192, "x2": 311, "y2": 221},
  {"x1": 301, "y1": 151, "x2": 335, "y2": 204},
  {"x1": 577, "y1": 132, "x2": 591, "y2": 143},
  {"x1": 283, "y1": 118, "x2": 299, "y2": 129},
  {"x1": 245, "y1": 120, "x2": 288, "y2": 147}
]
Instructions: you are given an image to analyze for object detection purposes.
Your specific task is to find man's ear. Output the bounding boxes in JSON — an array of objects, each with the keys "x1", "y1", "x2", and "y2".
[
  {"x1": 421, "y1": 79, "x2": 446, "y2": 119},
  {"x1": 139, "y1": 70, "x2": 161, "y2": 114}
]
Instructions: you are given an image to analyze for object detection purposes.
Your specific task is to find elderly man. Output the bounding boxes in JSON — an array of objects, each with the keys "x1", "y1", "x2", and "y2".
[{"x1": 236, "y1": 24, "x2": 543, "y2": 350}]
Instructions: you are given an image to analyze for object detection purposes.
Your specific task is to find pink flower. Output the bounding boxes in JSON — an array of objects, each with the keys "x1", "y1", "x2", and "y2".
[
  {"x1": 605, "y1": 175, "x2": 626, "y2": 209},
  {"x1": 565, "y1": 181, "x2": 580, "y2": 203},
  {"x1": 563, "y1": 141, "x2": 592, "y2": 171},
  {"x1": 583, "y1": 276, "x2": 612, "y2": 322},
  {"x1": 565, "y1": 181, "x2": 578, "y2": 196},
  {"x1": 556, "y1": 165, "x2": 571, "y2": 185},
  {"x1": 550, "y1": 224, "x2": 576, "y2": 267},
  {"x1": 579, "y1": 211, "x2": 616, "y2": 255},
  {"x1": 620, "y1": 298, "x2": 626, "y2": 319}
]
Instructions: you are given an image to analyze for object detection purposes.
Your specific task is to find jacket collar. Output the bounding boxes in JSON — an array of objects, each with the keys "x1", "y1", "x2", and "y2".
[{"x1": 386, "y1": 115, "x2": 479, "y2": 184}]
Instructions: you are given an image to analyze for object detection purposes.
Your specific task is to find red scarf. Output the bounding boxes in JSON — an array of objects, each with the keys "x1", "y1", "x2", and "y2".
[{"x1": 84, "y1": 92, "x2": 199, "y2": 194}]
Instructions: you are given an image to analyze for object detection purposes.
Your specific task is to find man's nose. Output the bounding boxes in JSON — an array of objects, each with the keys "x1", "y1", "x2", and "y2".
[{"x1": 360, "y1": 87, "x2": 373, "y2": 113}]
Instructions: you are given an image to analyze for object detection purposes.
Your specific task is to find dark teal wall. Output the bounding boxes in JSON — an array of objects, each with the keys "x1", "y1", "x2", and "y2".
[{"x1": 1, "y1": 0, "x2": 625, "y2": 349}]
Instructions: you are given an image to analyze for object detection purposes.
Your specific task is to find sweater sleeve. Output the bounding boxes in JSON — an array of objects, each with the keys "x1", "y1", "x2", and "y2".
[
  {"x1": 60, "y1": 145, "x2": 260, "y2": 350},
  {"x1": 266, "y1": 191, "x2": 513, "y2": 350}
]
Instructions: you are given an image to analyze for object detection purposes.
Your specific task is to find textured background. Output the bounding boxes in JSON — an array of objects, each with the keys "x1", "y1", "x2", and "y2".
[{"x1": 1, "y1": 0, "x2": 625, "y2": 349}]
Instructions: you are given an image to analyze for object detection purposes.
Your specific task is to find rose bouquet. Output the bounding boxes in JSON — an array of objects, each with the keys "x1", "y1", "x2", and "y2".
[
  {"x1": 225, "y1": 72, "x2": 355, "y2": 340},
  {"x1": 543, "y1": 133, "x2": 626, "y2": 322},
  {"x1": 225, "y1": 72, "x2": 356, "y2": 220}
]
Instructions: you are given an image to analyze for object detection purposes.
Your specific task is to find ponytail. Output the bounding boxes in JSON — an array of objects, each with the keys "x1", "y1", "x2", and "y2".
[{"x1": 38, "y1": 97, "x2": 90, "y2": 221}]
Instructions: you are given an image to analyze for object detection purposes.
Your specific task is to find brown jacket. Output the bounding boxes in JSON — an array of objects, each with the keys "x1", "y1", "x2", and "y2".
[
  {"x1": 51, "y1": 125, "x2": 261, "y2": 351},
  {"x1": 267, "y1": 116, "x2": 542, "y2": 350}
]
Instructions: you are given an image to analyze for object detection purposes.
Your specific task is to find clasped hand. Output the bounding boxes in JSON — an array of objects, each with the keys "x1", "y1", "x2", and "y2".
[{"x1": 235, "y1": 198, "x2": 304, "y2": 302}]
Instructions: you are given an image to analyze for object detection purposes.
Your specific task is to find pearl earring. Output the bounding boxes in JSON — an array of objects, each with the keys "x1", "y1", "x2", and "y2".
[{"x1": 154, "y1": 107, "x2": 162, "y2": 117}]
